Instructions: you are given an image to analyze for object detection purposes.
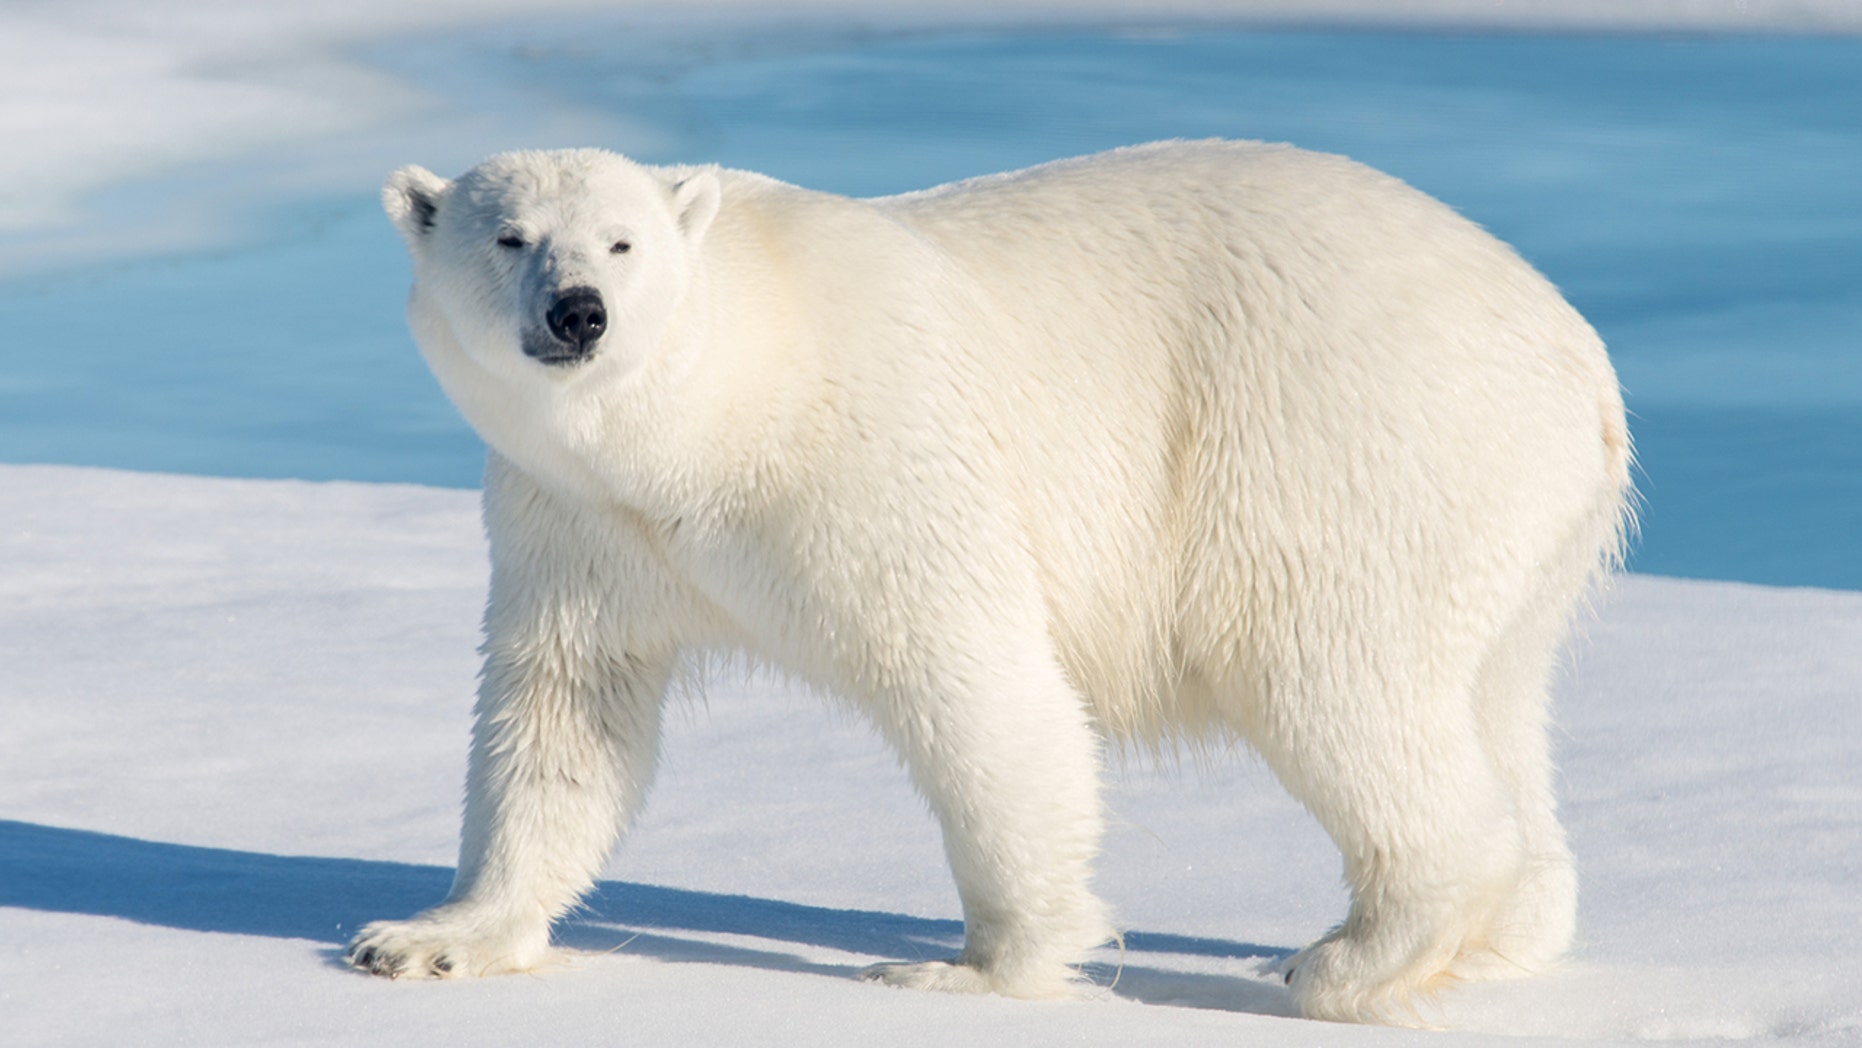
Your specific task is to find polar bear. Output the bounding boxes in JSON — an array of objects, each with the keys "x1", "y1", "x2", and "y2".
[{"x1": 346, "y1": 140, "x2": 1631, "y2": 1024}]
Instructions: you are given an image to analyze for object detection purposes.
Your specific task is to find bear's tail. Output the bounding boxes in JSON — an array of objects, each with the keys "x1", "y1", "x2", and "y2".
[{"x1": 1597, "y1": 381, "x2": 1638, "y2": 580}]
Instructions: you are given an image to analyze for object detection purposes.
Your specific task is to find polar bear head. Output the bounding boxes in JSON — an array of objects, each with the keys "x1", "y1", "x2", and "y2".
[{"x1": 383, "y1": 149, "x2": 721, "y2": 385}]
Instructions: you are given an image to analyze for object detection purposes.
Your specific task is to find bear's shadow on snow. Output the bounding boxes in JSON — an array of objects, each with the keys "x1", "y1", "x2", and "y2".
[{"x1": 0, "y1": 819, "x2": 1294, "y2": 1015}]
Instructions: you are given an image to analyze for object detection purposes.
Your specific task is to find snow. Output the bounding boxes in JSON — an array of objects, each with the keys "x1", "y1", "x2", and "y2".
[
  {"x1": 3, "y1": 464, "x2": 1859, "y2": 1046},
  {"x1": 2, "y1": 1, "x2": 1860, "y2": 1045}
]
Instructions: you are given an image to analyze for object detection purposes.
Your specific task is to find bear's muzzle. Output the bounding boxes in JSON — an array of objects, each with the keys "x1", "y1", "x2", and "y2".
[{"x1": 524, "y1": 286, "x2": 606, "y2": 365}]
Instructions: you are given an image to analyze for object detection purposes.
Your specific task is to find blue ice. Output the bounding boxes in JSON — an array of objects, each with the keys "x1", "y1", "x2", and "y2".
[{"x1": 0, "y1": 25, "x2": 1855, "y2": 588}]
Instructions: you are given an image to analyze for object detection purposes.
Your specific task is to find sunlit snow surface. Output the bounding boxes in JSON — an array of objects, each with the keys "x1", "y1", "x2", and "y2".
[
  {"x1": 2, "y1": 5, "x2": 1861, "y2": 1046},
  {"x1": 0, "y1": 18, "x2": 1857, "y2": 587},
  {"x1": 2, "y1": 465, "x2": 1859, "y2": 1046}
]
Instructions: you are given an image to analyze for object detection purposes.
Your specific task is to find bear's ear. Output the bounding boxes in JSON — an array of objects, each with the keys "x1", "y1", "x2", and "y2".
[
  {"x1": 672, "y1": 169, "x2": 721, "y2": 243},
  {"x1": 382, "y1": 165, "x2": 450, "y2": 244}
]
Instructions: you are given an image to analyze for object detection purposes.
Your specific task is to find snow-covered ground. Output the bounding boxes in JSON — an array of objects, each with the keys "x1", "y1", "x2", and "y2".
[
  {"x1": 2, "y1": 2, "x2": 1859, "y2": 1045},
  {"x1": 3, "y1": 465, "x2": 1859, "y2": 1046}
]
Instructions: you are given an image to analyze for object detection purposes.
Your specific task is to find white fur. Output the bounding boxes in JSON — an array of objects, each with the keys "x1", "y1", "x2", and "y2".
[{"x1": 348, "y1": 141, "x2": 1631, "y2": 1023}]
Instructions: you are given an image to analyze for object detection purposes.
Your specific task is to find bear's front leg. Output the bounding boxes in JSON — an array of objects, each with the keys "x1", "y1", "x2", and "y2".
[
  {"x1": 859, "y1": 639, "x2": 1116, "y2": 998},
  {"x1": 347, "y1": 644, "x2": 671, "y2": 978}
]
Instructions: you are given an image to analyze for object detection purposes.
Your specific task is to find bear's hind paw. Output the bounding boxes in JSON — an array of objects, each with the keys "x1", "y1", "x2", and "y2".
[
  {"x1": 861, "y1": 959, "x2": 993, "y2": 995},
  {"x1": 861, "y1": 958, "x2": 1085, "y2": 999}
]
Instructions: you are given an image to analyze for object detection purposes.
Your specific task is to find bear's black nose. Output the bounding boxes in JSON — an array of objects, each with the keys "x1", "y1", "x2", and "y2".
[{"x1": 545, "y1": 287, "x2": 607, "y2": 352}]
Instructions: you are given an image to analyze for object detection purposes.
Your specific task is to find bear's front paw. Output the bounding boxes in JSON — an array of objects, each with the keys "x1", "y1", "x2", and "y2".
[{"x1": 345, "y1": 910, "x2": 551, "y2": 980}]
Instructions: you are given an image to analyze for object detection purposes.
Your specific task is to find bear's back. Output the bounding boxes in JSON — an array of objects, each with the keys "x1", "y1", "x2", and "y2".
[{"x1": 873, "y1": 141, "x2": 1623, "y2": 737}]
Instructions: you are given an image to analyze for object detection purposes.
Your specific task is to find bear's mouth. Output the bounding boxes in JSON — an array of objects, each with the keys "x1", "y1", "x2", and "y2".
[{"x1": 521, "y1": 331, "x2": 598, "y2": 368}]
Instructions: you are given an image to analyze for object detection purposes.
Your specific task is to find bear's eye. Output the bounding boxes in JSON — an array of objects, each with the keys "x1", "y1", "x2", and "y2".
[
  {"x1": 610, "y1": 240, "x2": 632, "y2": 255},
  {"x1": 496, "y1": 234, "x2": 524, "y2": 250}
]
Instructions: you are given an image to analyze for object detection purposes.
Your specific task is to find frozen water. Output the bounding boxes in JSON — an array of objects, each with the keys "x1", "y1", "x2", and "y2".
[
  {"x1": 2, "y1": 462, "x2": 1858, "y2": 1046},
  {"x1": 1, "y1": 22, "x2": 1856, "y2": 587}
]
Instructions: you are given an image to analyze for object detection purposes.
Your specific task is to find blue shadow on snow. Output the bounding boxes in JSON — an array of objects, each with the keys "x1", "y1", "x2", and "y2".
[{"x1": 0, "y1": 819, "x2": 1291, "y2": 1011}]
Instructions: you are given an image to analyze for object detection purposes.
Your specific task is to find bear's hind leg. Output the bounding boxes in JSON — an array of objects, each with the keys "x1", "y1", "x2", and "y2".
[
  {"x1": 1455, "y1": 588, "x2": 1589, "y2": 981},
  {"x1": 859, "y1": 642, "x2": 1115, "y2": 998},
  {"x1": 1258, "y1": 666, "x2": 1526, "y2": 1024}
]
